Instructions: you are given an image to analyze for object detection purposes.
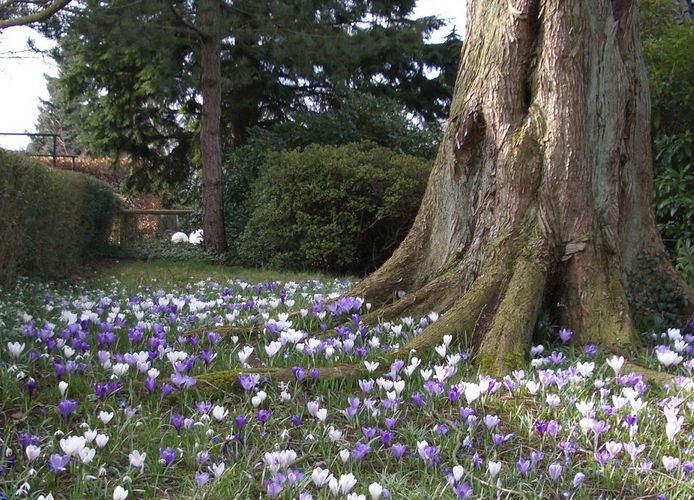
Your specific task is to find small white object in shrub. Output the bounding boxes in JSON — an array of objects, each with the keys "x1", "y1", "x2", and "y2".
[
  {"x1": 189, "y1": 229, "x2": 203, "y2": 245},
  {"x1": 171, "y1": 232, "x2": 189, "y2": 244}
]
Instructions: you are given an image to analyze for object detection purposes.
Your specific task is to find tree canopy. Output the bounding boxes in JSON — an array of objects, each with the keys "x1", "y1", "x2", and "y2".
[{"x1": 41, "y1": 0, "x2": 460, "y2": 189}]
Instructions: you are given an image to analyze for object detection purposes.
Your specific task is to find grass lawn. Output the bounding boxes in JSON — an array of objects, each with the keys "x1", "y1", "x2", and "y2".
[{"x1": 0, "y1": 259, "x2": 692, "y2": 499}]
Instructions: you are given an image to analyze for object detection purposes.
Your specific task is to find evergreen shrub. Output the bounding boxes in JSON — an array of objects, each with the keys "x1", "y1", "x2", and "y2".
[
  {"x1": 239, "y1": 141, "x2": 430, "y2": 275},
  {"x1": 0, "y1": 149, "x2": 117, "y2": 286}
]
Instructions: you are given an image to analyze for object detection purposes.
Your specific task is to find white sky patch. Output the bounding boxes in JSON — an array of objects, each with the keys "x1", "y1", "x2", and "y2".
[{"x1": 0, "y1": 2, "x2": 466, "y2": 151}]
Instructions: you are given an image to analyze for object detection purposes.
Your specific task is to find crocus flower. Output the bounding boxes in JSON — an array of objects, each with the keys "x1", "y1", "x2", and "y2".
[
  {"x1": 368, "y1": 482, "x2": 383, "y2": 500},
  {"x1": 196, "y1": 472, "x2": 210, "y2": 488},
  {"x1": 25, "y1": 445, "x2": 41, "y2": 462},
  {"x1": 57, "y1": 399, "x2": 77, "y2": 420},
  {"x1": 328, "y1": 473, "x2": 357, "y2": 496},
  {"x1": 488, "y1": 460, "x2": 502, "y2": 478},
  {"x1": 606, "y1": 355, "x2": 625, "y2": 376},
  {"x1": 559, "y1": 328, "x2": 573, "y2": 344},
  {"x1": 390, "y1": 443, "x2": 407, "y2": 462},
  {"x1": 311, "y1": 467, "x2": 332, "y2": 487},
  {"x1": 516, "y1": 459, "x2": 532, "y2": 476},
  {"x1": 129, "y1": 450, "x2": 146, "y2": 472},
  {"x1": 572, "y1": 472, "x2": 586, "y2": 488},
  {"x1": 662, "y1": 456, "x2": 680, "y2": 473},
  {"x1": 159, "y1": 448, "x2": 177, "y2": 467},
  {"x1": 548, "y1": 463, "x2": 563, "y2": 481},
  {"x1": 49, "y1": 453, "x2": 70, "y2": 473},
  {"x1": 60, "y1": 436, "x2": 86, "y2": 457},
  {"x1": 7, "y1": 341, "x2": 25, "y2": 359},
  {"x1": 113, "y1": 486, "x2": 128, "y2": 500}
]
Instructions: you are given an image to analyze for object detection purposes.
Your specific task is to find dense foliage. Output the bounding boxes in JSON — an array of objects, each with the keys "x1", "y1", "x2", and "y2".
[
  {"x1": 641, "y1": 0, "x2": 694, "y2": 285},
  {"x1": 239, "y1": 142, "x2": 430, "y2": 275},
  {"x1": 218, "y1": 93, "x2": 440, "y2": 259},
  {"x1": 0, "y1": 150, "x2": 117, "y2": 286}
]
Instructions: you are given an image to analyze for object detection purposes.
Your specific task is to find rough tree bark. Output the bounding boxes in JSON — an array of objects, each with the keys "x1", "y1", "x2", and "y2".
[
  {"x1": 199, "y1": 0, "x2": 228, "y2": 254},
  {"x1": 350, "y1": 0, "x2": 694, "y2": 375},
  {"x1": 196, "y1": 0, "x2": 694, "y2": 393}
]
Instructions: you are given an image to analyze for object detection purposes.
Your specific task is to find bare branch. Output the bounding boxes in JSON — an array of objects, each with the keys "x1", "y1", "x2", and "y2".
[{"x1": 0, "y1": 0, "x2": 71, "y2": 30}]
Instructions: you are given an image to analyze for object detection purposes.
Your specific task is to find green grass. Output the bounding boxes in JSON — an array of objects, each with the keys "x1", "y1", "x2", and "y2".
[{"x1": 85, "y1": 258, "x2": 344, "y2": 292}]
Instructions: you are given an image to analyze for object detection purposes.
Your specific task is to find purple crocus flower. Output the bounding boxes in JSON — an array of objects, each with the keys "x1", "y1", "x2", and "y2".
[
  {"x1": 309, "y1": 368, "x2": 320, "y2": 382},
  {"x1": 159, "y1": 448, "x2": 177, "y2": 467},
  {"x1": 18, "y1": 433, "x2": 40, "y2": 450},
  {"x1": 594, "y1": 450, "x2": 611, "y2": 466},
  {"x1": 380, "y1": 431, "x2": 394, "y2": 447},
  {"x1": 516, "y1": 459, "x2": 532, "y2": 476},
  {"x1": 411, "y1": 392, "x2": 424, "y2": 408},
  {"x1": 358, "y1": 379, "x2": 374, "y2": 393},
  {"x1": 161, "y1": 383, "x2": 175, "y2": 397},
  {"x1": 196, "y1": 471, "x2": 210, "y2": 487},
  {"x1": 584, "y1": 344, "x2": 598, "y2": 357},
  {"x1": 548, "y1": 462, "x2": 563, "y2": 481},
  {"x1": 483, "y1": 415, "x2": 500, "y2": 430},
  {"x1": 352, "y1": 442, "x2": 371, "y2": 461},
  {"x1": 25, "y1": 378, "x2": 37, "y2": 396},
  {"x1": 391, "y1": 443, "x2": 407, "y2": 461},
  {"x1": 435, "y1": 424, "x2": 449, "y2": 436},
  {"x1": 197, "y1": 450, "x2": 210, "y2": 467},
  {"x1": 171, "y1": 413, "x2": 185, "y2": 432},
  {"x1": 49, "y1": 453, "x2": 70, "y2": 473},
  {"x1": 265, "y1": 480, "x2": 283, "y2": 498},
  {"x1": 292, "y1": 366, "x2": 305, "y2": 382},
  {"x1": 235, "y1": 415, "x2": 248, "y2": 429},
  {"x1": 362, "y1": 427, "x2": 378, "y2": 440},
  {"x1": 57, "y1": 399, "x2": 77, "y2": 420},
  {"x1": 559, "y1": 328, "x2": 573, "y2": 344},
  {"x1": 454, "y1": 482, "x2": 473, "y2": 499},
  {"x1": 144, "y1": 378, "x2": 157, "y2": 394},
  {"x1": 290, "y1": 415, "x2": 301, "y2": 426},
  {"x1": 238, "y1": 374, "x2": 260, "y2": 392},
  {"x1": 257, "y1": 410, "x2": 271, "y2": 424}
]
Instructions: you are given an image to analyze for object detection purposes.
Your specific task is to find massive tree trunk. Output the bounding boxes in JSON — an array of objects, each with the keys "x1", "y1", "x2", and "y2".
[
  {"x1": 199, "y1": 0, "x2": 228, "y2": 254},
  {"x1": 349, "y1": 0, "x2": 694, "y2": 375}
]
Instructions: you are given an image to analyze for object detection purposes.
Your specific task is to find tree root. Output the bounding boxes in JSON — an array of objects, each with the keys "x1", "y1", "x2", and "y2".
[{"x1": 475, "y1": 237, "x2": 548, "y2": 377}]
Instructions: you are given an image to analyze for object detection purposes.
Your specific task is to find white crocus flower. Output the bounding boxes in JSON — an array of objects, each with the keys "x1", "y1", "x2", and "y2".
[
  {"x1": 606, "y1": 355, "x2": 625, "y2": 376},
  {"x1": 60, "y1": 436, "x2": 86, "y2": 457},
  {"x1": 113, "y1": 485, "x2": 128, "y2": 500},
  {"x1": 7, "y1": 342, "x2": 25, "y2": 359},
  {"x1": 129, "y1": 450, "x2": 146, "y2": 472},
  {"x1": 99, "y1": 411, "x2": 114, "y2": 425}
]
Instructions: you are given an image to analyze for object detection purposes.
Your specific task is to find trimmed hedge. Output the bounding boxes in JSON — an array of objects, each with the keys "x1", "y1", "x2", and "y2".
[
  {"x1": 239, "y1": 141, "x2": 431, "y2": 275},
  {"x1": 0, "y1": 149, "x2": 118, "y2": 286}
]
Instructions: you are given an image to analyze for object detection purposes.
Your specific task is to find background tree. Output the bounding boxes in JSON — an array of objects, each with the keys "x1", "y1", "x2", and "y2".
[
  {"x1": 43, "y1": 0, "x2": 459, "y2": 253},
  {"x1": 44, "y1": 1, "x2": 459, "y2": 181},
  {"x1": 28, "y1": 75, "x2": 86, "y2": 155}
]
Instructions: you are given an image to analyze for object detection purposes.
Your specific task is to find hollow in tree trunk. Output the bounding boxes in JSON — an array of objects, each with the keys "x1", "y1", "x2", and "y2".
[{"x1": 349, "y1": 0, "x2": 694, "y2": 375}]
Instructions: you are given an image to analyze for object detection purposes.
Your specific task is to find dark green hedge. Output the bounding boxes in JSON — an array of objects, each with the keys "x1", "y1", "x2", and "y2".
[
  {"x1": 0, "y1": 149, "x2": 118, "y2": 286},
  {"x1": 239, "y1": 141, "x2": 431, "y2": 275}
]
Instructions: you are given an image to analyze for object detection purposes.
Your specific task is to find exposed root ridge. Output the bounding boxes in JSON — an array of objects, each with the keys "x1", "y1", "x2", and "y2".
[
  {"x1": 393, "y1": 265, "x2": 504, "y2": 357},
  {"x1": 622, "y1": 361, "x2": 676, "y2": 387},
  {"x1": 362, "y1": 266, "x2": 461, "y2": 324},
  {"x1": 476, "y1": 237, "x2": 549, "y2": 377}
]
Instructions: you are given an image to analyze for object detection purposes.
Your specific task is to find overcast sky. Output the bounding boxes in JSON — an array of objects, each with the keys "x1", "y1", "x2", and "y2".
[{"x1": 0, "y1": 1, "x2": 466, "y2": 150}]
